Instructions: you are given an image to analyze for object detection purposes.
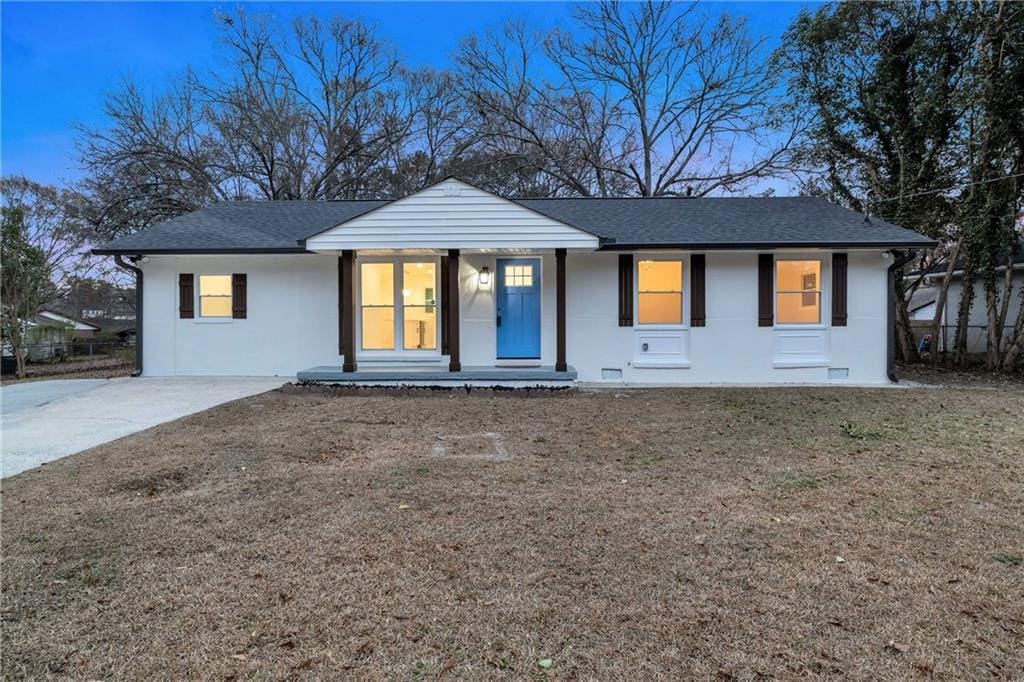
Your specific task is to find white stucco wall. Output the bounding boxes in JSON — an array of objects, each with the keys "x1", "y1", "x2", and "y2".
[
  {"x1": 142, "y1": 255, "x2": 341, "y2": 376},
  {"x1": 567, "y1": 251, "x2": 889, "y2": 384},
  {"x1": 140, "y1": 250, "x2": 891, "y2": 384}
]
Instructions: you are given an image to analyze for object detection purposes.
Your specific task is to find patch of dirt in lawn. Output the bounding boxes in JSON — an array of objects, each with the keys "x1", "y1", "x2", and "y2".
[
  {"x1": 2, "y1": 387, "x2": 1022, "y2": 679},
  {"x1": 897, "y1": 362, "x2": 1024, "y2": 388},
  {"x1": 1, "y1": 357, "x2": 134, "y2": 384}
]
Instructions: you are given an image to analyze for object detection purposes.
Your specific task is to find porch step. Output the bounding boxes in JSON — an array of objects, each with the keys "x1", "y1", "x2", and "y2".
[{"x1": 296, "y1": 364, "x2": 576, "y2": 386}]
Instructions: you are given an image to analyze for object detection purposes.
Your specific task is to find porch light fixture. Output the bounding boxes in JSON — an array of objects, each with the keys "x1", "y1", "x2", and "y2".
[{"x1": 479, "y1": 266, "x2": 491, "y2": 287}]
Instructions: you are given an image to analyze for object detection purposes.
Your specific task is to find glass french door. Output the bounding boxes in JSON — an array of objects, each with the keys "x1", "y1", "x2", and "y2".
[{"x1": 359, "y1": 259, "x2": 439, "y2": 353}]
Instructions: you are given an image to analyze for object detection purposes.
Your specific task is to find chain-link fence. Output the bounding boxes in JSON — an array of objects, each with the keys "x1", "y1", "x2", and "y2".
[
  {"x1": 15, "y1": 340, "x2": 131, "y2": 364},
  {"x1": 909, "y1": 321, "x2": 1017, "y2": 355}
]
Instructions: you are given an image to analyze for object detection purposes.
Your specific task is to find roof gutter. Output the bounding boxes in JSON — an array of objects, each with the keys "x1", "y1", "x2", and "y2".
[
  {"x1": 92, "y1": 247, "x2": 311, "y2": 256},
  {"x1": 600, "y1": 241, "x2": 938, "y2": 251},
  {"x1": 887, "y1": 249, "x2": 919, "y2": 383},
  {"x1": 113, "y1": 255, "x2": 143, "y2": 377}
]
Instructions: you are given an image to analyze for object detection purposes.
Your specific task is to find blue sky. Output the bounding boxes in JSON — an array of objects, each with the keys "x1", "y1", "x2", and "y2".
[{"x1": 1, "y1": 1, "x2": 814, "y2": 189}]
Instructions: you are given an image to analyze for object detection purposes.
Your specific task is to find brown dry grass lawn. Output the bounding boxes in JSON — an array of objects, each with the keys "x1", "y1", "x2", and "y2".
[{"x1": 2, "y1": 386, "x2": 1023, "y2": 680}]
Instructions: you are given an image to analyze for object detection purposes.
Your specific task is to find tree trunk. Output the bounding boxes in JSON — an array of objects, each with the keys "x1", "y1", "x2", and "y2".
[
  {"x1": 930, "y1": 244, "x2": 959, "y2": 364},
  {"x1": 1001, "y1": 289, "x2": 1024, "y2": 370},
  {"x1": 985, "y1": 278, "x2": 1001, "y2": 370},
  {"x1": 952, "y1": 265, "x2": 976, "y2": 365},
  {"x1": 10, "y1": 332, "x2": 28, "y2": 379},
  {"x1": 892, "y1": 268, "x2": 919, "y2": 363},
  {"x1": 895, "y1": 295, "x2": 918, "y2": 362}
]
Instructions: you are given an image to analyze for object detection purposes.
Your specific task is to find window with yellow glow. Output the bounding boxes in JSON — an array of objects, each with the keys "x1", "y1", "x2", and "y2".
[
  {"x1": 361, "y1": 263, "x2": 395, "y2": 350},
  {"x1": 637, "y1": 260, "x2": 683, "y2": 324},
  {"x1": 504, "y1": 264, "x2": 534, "y2": 287},
  {"x1": 775, "y1": 259, "x2": 821, "y2": 324},
  {"x1": 359, "y1": 260, "x2": 438, "y2": 352},
  {"x1": 198, "y1": 275, "x2": 232, "y2": 317},
  {"x1": 402, "y1": 262, "x2": 436, "y2": 350}
]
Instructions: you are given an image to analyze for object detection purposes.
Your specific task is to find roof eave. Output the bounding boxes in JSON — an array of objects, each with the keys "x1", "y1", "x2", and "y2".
[
  {"x1": 598, "y1": 240, "x2": 938, "y2": 251},
  {"x1": 91, "y1": 247, "x2": 313, "y2": 256}
]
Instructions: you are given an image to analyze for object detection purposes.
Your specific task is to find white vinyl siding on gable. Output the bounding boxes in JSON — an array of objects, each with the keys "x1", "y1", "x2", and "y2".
[{"x1": 305, "y1": 179, "x2": 600, "y2": 252}]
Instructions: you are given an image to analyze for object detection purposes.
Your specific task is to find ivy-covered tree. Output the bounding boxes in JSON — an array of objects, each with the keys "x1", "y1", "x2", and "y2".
[
  {"x1": 781, "y1": 2, "x2": 973, "y2": 362},
  {"x1": 952, "y1": 1, "x2": 1024, "y2": 370}
]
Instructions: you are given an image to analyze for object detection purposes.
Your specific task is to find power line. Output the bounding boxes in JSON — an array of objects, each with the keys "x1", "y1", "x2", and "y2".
[{"x1": 867, "y1": 171, "x2": 1024, "y2": 205}]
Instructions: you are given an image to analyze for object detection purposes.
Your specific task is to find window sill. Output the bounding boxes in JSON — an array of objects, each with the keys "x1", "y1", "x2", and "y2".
[
  {"x1": 773, "y1": 324, "x2": 827, "y2": 331},
  {"x1": 633, "y1": 361, "x2": 691, "y2": 369},
  {"x1": 194, "y1": 317, "x2": 234, "y2": 325},
  {"x1": 635, "y1": 324, "x2": 689, "y2": 331},
  {"x1": 772, "y1": 360, "x2": 831, "y2": 369},
  {"x1": 358, "y1": 353, "x2": 443, "y2": 363}
]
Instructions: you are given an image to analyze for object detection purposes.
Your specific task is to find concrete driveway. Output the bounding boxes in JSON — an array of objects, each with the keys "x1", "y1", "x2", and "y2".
[{"x1": 1, "y1": 377, "x2": 285, "y2": 478}]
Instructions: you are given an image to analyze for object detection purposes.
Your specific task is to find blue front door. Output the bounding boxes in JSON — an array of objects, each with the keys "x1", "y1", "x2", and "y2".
[{"x1": 496, "y1": 258, "x2": 541, "y2": 359}]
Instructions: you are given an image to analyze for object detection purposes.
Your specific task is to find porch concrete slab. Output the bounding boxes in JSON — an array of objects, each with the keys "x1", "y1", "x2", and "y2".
[
  {"x1": 1, "y1": 376, "x2": 285, "y2": 478},
  {"x1": 297, "y1": 365, "x2": 577, "y2": 383}
]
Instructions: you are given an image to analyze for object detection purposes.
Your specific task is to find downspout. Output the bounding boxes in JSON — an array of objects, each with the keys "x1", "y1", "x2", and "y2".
[
  {"x1": 887, "y1": 249, "x2": 918, "y2": 382},
  {"x1": 113, "y1": 255, "x2": 143, "y2": 377}
]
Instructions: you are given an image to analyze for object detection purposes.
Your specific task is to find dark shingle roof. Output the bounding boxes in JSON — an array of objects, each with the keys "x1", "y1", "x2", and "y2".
[
  {"x1": 94, "y1": 200, "x2": 386, "y2": 254},
  {"x1": 93, "y1": 193, "x2": 934, "y2": 254},
  {"x1": 519, "y1": 196, "x2": 933, "y2": 248}
]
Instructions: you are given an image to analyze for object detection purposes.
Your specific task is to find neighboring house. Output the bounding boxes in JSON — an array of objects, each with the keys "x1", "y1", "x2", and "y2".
[
  {"x1": 915, "y1": 241, "x2": 1024, "y2": 353},
  {"x1": 23, "y1": 310, "x2": 100, "y2": 361},
  {"x1": 92, "y1": 178, "x2": 934, "y2": 385},
  {"x1": 907, "y1": 287, "x2": 938, "y2": 321},
  {"x1": 81, "y1": 317, "x2": 136, "y2": 345}
]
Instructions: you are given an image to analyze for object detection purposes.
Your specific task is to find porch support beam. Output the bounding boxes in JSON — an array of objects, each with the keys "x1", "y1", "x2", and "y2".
[
  {"x1": 341, "y1": 250, "x2": 357, "y2": 372},
  {"x1": 447, "y1": 249, "x2": 461, "y2": 372},
  {"x1": 555, "y1": 248, "x2": 567, "y2": 372}
]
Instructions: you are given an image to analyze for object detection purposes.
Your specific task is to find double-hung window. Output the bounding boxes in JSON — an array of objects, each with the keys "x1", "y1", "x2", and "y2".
[
  {"x1": 198, "y1": 275, "x2": 232, "y2": 318},
  {"x1": 637, "y1": 259, "x2": 684, "y2": 325},
  {"x1": 775, "y1": 259, "x2": 822, "y2": 324}
]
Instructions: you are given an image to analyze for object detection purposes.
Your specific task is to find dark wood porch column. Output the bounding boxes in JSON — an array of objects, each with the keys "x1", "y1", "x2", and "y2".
[
  {"x1": 447, "y1": 249, "x2": 461, "y2": 372},
  {"x1": 555, "y1": 248, "x2": 567, "y2": 372},
  {"x1": 340, "y1": 250, "x2": 357, "y2": 372}
]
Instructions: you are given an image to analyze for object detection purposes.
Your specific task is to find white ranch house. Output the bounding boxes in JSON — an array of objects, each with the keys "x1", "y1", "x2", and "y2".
[{"x1": 94, "y1": 178, "x2": 935, "y2": 386}]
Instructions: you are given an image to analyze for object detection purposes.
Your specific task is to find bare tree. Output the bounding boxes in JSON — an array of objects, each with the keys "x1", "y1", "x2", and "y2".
[
  {"x1": 455, "y1": 21, "x2": 622, "y2": 197},
  {"x1": 557, "y1": 1, "x2": 797, "y2": 196},
  {"x1": 79, "y1": 9, "x2": 412, "y2": 241},
  {"x1": 455, "y1": 2, "x2": 795, "y2": 197}
]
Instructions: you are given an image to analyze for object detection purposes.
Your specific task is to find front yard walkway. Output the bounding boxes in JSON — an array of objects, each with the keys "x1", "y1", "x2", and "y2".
[{"x1": 2, "y1": 385, "x2": 1022, "y2": 678}]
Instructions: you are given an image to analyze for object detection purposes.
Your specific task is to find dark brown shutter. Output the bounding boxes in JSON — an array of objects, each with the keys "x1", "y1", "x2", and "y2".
[
  {"x1": 831, "y1": 253, "x2": 848, "y2": 326},
  {"x1": 231, "y1": 274, "x2": 247, "y2": 319},
  {"x1": 440, "y1": 256, "x2": 450, "y2": 354},
  {"x1": 179, "y1": 273, "x2": 194, "y2": 319},
  {"x1": 758, "y1": 254, "x2": 773, "y2": 327},
  {"x1": 690, "y1": 254, "x2": 706, "y2": 327},
  {"x1": 618, "y1": 254, "x2": 634, "y2": 326}
]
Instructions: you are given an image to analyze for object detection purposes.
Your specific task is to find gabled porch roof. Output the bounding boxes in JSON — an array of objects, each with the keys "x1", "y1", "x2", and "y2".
[{"x1": 304, "y1": 178, "x2": 601, "y2": 253}]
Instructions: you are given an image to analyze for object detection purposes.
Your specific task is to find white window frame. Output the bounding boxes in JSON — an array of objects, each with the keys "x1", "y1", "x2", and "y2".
[
  {"x1": 356, "y1": 255, "x2": 442, "y2": 359},
  {"x1": 634, "y1": 254, "x2": 688, "y2": 329},
  {"x1": 773, "y1": 254, "x2": 828, "y2": 329},
  {"x1": 195, "y1": 273, "x2": 234, "y2": 324}
]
